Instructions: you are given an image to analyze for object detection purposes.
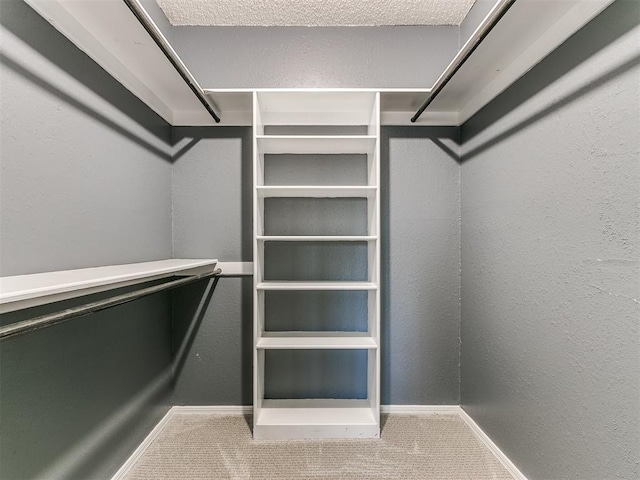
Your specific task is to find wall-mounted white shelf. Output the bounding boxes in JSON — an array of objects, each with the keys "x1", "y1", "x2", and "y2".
[
  {"x1": 257, "y1": 236, "x2": 377, "y2": 242},
  {"x1": 257, "y1": 333, "x2": 377, "y2": 349},
  {"x1": 256, "y1": 135, "x2": 377, "y2": 155},
  {"x1": 0, "y1": 259, "x2": 218, "y2": 314},
  {"x1": 257, "y1": 186, "x2": 377, "y2": 198},
  {"x1": 256, "y1": 281, "x2": 378, "y2": 291}
]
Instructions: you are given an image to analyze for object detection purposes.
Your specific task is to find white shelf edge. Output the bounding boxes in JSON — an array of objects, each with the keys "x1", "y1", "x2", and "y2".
[
  {"x1": 256, "y1": 281, "x2": 377, "y2": 291},
  {"x1": 257, "y1": 333, "x2": 377, "y2": 349},
  {"x1": 257, "y1": 236, "x2": 377, "y2": 242},
  {"x1": 0, "y1": 259, "x2": 218, "y2": 313},
  {"x1": 257, "y1": 186, "x2": 377, "y2": 198}
]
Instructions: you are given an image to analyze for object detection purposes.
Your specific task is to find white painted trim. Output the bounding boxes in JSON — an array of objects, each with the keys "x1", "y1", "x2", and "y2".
[
  {"x1": 110, "y1": 407, "x2": 175, "y2": 480},
  {"x1": 171, "y1": 405, "x2": 253, "y2": 415},
  {"x1": 381, "y1": 404, "x2": 460, "y2": 414},
  {"x1": 216, "y1": 262, "x2": 253, "y2": 277},
  {"x1": 458, "y1": 408, "x2": 528, "y2": 480}
]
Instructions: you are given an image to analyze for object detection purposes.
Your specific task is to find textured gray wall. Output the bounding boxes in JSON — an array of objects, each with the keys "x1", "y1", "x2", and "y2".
[
  {"x1": 460, "y1": 2, "x2": 640, "y2": 479},
  {"x1": 171, "y1": 126, "x2": 461, "y2": 405},
  {"x1": 0, "y1": 1, "x2": 173, "y2": 276},
  {"x1": 171, "y1": 127, "x2": 253, "y2": 405},
  {"x1": 0, "y1": 1, "x2": 174, "y2": 478},
  {"x1": 139, "y1": 0, "x2": 459, "y2": 89}
]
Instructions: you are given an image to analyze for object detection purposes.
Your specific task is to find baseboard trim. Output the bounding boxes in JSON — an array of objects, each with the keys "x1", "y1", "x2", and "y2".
[
  {"x1": 381, "y1": 404, "x2": 460, "y2": 414},
  {"x1": 458, "y1": 408, "x2": 528, "y2": 480},
  {"x1": 172, "y1": 405, "x2": 253, "y2": 415},
  {"x1": 112, "y1": 405, "x2": 527, "y2": 480},
  {"x1": 110, "y1": 407, "x2": 175, "y2": 480}
]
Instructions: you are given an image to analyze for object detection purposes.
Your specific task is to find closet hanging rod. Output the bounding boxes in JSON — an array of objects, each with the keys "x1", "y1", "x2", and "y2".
[
  {"x1": 122, "y1": 0, "x2": 221, "y2": 123},
  {"x1": 0, "y1": 268, "x2": 222, "y2": 341},
  {"x1": 411, "y1": 0, "x2": 517, "y2": 123}
]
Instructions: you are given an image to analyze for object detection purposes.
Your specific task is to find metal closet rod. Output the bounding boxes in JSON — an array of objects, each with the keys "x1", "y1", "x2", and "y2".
[
  {"x1": 122, "y1": 0, "x2": 221, "y2": 123},
  {"x1": 0, "y1": 268, "x2": 222, "y2": 341},
  {"x1": 411, "y1": 0, "x2": 517, "y2": 123}
]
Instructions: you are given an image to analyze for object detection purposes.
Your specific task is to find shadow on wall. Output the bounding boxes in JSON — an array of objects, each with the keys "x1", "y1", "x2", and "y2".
[
  {"x1": 379, "y1": 126, "x2": 461, "y2": 404},
  {"x1": 461, "y1": 0, "x2": 640, "y2": 161},
  {"x1": 0, "y1": 0, "x2": 172, "y2": 158}
]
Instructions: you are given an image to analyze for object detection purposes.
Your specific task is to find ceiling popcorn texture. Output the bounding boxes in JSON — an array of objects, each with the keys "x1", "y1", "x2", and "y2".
[{"x1": 155, "y1": 0, "x2": 477, "y2": 27}]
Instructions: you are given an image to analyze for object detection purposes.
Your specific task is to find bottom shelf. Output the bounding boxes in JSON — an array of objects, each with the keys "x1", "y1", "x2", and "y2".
[{"x1": 254, "y1": 399, "x2": 379, "y2": 440}]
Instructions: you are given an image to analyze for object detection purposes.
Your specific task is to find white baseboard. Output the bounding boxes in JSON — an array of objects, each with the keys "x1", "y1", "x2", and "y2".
[
  {"x1": 110, "y1": 407, "x2": 175, "y2": 480},
  {"x1": 172, "y1": 405, "x2": 253, "y2": 415},
  {"x1": 381, "y1": 404, "x2": 460, "y2": 414},
  {"x1": 112, "y1": 404, "x2": 527, "y2": 480},
  {"x1": 458, "y1": 408, "x2": 528, "y2": 480}
]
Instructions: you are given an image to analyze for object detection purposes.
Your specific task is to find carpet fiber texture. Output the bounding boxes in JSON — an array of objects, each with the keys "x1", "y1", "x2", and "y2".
[{"x1": 123, "y1": 413, "x2": 514, "y2": 479}]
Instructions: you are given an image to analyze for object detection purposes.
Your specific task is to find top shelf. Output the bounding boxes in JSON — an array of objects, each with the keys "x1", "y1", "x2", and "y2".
[
  {"x1": 255, "y1": 90, "x2": 380, "y2": 132},
  {"x1": 0, "y1": 259, "x2": 218, "y2": 314}
]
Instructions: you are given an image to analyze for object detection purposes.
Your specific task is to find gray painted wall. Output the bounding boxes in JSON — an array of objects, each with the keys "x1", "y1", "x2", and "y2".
[
  {"x1": 140, "y1": 0, "x2": 459, "y2": 89},
  {"x1": 460, "y1": 2, "x2": 640, "y2": 479},
  {"x1": 0, "y1": 1, "x2": 174, "y2": 478},
  {"x1": 171, "y1": 126, "x2": 461, "y2": 405}
]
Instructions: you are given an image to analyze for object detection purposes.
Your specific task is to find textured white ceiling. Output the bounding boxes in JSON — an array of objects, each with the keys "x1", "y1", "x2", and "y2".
[{"x1": 155, "y1": 0, "x2": 477, "y2": 27}]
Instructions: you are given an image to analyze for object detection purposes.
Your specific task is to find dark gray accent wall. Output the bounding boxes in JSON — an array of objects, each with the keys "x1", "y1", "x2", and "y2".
[
  {"x1": 460, "y1": 2, "x2": 640, "y2": 479},
  {"x1": 171, "y1": 126, "x2": 461, "y2": 405},
  {"x1": 139, "y1": 0, "x2": 459, "y2": 89},
  {"x1": 0, "y1": 1, "x2": 174, "y2": 478}
]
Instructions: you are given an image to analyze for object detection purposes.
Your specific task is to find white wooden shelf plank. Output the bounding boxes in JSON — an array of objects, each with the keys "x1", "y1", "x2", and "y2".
[
  {"x1": 257, "y1": 332, "x2": 377, "y2": 349},
  {"x1": 257, "y1": 235, "x2": 377, "y2": 242},
  {"x1": 257, "y1": 281, "x2": 377, "y2": 291},
  {"x1": 257, "y1": 399, "x2": 377, "y2": 426},
  {"x1": 257, "y1": 186, "x2": 377, "y2": 198},
  {"x1": 257, "y1": 135, "x2": 376, "y2": 155},
  {"x1": 0, "y1": 259, "x2": 218, "y2": 313}
]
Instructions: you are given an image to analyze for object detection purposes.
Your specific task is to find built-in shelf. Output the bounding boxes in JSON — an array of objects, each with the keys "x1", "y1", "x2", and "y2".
[
  {"x1": 257, "y1": 281, "x2": 377, "y2": 291},
  {"x1": 257, "y1": 186, "x2": 377, "y2": 198},
  {"x1": 253, "y1": 90, "x2": 380, "y2": 440},
  {"x1": 257, "y1": 236, "x2": 377, "y2": 242},
  {"x1": 0, "y1": 259, "x2": 218, "y2": 314},
  {"x1": 256, "y1": 135, "x2": 377, "y2": 155},
  {"x1": 255, "y1": 399, "x2": 379, "y2": 440},
  {"x1": 257, "y1": 332, "x2": 377, "y2": 349}
]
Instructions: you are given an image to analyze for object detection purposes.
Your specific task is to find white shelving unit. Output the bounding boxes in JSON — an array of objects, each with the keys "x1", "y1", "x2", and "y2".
[{"x1": 253, "y1": 90, "x2": 381, "y2": 440}]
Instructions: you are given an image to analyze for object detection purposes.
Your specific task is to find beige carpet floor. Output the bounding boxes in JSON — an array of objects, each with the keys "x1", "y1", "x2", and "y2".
[{"x1": 123, "y1": 413, "x2": 514, "y2": 480}]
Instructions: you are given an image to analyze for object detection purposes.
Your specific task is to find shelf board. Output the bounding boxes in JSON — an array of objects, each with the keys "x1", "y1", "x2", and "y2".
[
  {"x1": 257, "y1": 281, "x2": 377, "y2": 291},
  {"x1": 256, "y1": 135, "x2": 376, "y2": 155},
  {"x1": 256, "y1": 90, "x2": 378, "y2": 126},
  {"x1": 257, "y1": 186, "x2": 376, "y2": 198},
  {"x1": 255, "y1": 399, "x2": 379, "y2": 439},
  {"x1": 257, "y1": 332, "x2": 377, "y2": 349},
  {"x1": 257, "y1": 235, "x2": 376, "y2": 242},
  {"x1": 0, "y1": 259, "x2": 218, "y2": 313}
]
